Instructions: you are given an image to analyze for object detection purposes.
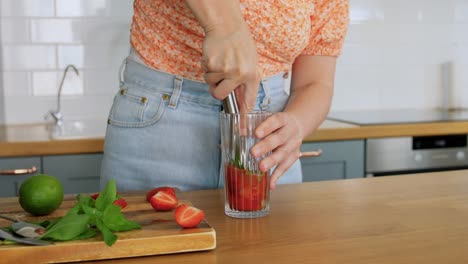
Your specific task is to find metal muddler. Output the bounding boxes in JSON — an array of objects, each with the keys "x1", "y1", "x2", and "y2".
[{"x1": 223, "y1": 92, "x2": 239, "y2": 114}]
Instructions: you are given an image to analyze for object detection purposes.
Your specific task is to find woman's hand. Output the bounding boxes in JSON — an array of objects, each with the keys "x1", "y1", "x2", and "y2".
[
  {"x1": 184, "y1": 0, "x2": 260, "y2": 112},
  {"x1": 251, "y1": 55, "x2": 338, "y2": 190},
  {"x1": 250, "y1": 112, "x2": 304, "y2": 190},
  {"x1": 202, "y1": 23, "x2": 260, "y2": 113}
]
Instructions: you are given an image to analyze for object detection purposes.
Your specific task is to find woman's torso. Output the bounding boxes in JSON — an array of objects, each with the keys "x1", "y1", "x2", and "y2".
[{"x1": 130, "y1": 0, "x2": 314, "y2": 81}]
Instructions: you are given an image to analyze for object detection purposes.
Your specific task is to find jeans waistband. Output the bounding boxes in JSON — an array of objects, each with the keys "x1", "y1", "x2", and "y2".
[{"x1": 121, "y1": 57, "x2": 288, "y2": 108}]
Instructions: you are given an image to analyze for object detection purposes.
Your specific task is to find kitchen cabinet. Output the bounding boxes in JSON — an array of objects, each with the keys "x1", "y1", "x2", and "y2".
[
  {"x1": 300, "y1": 140, "x2": 365, "y2": 182},
  {"x1": 42, "y1": 154, "x2": 102, "y2": 195},
  {"x1": 0, "y1": 157, "x2": 42, "y2": 197},
  {"x1": 0, "y1": 154, "x2": 102, "y2": 197}
]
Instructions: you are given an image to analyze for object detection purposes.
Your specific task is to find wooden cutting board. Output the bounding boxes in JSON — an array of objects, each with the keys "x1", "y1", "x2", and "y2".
[{"x1": 0, "y1": 194, "x2": 216, "y2": 263}]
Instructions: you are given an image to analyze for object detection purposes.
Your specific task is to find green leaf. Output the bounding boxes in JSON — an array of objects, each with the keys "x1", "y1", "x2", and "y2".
[
  {"x1": 96, "y1": 180, "x2": 117, "y2": 211},
  {"x1": 41, "y1": 214, "x2": 90, "y2": 241},
  {"x1": 45, "y1": 218, "x2": 61, "y2": 231},
  {"x1": 102, "y1": 204, "x2": 141, "y2": 232},
  {"x1": 96, "y1": 219, "x2": 117, "y2": 246},
  {"x1": 71, "y1": 228, "x2": 97, "y2": 241},
  {"x1": 81, "y1": 204, "x2": 103, "y2": 226},
  {"x1": 77, "y1": 194, "x2": 95, "y2": 208}
]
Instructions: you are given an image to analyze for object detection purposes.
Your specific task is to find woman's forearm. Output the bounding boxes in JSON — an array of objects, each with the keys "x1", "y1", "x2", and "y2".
[
  {"x1": 284, "y1": 55, "x2": 337, "y2": 139},
  {"x1": 284, "y1": 82, "x2": 334, "y2": 139}
]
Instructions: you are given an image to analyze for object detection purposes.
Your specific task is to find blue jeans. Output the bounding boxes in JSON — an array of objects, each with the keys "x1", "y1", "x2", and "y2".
[{"x1": 100, "y1": 58, "x2": 302, "y2": 191}]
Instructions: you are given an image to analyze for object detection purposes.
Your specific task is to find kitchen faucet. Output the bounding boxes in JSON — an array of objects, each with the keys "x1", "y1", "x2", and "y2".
[{"x1": 45, "y1": 64, "x2": 79, "y2": 125}]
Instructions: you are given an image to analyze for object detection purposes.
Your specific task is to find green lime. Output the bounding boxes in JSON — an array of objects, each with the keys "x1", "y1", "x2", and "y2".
[{"x1": 19, "y1": 174, "x2": 64, "y2": 216}]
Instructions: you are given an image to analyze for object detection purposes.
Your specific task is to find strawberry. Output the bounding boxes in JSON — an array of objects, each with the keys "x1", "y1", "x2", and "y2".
[
  {"x1": 90, "y1": 193, "x2": 127, "y2": 209},
  {"x1": 174, "y1": 204, "x2": 205, "y2": 228},
  {"x1": 146, "y1": 186, "x2": 176, "y2": 202},
  {"x1": 113, "y1": 198, "x2": 128, "y2": 209},
  {"x1": 149, "y1": 190, "x2": 178, "y2": 211}
]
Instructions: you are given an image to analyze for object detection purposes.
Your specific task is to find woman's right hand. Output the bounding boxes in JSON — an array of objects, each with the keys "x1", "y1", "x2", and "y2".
[
  {"x1": 184, "y1": 0, "x2": 260, "y2": 112},
  {"x1": 201, "y1": 22, "x2": 260, "y2": 113}
]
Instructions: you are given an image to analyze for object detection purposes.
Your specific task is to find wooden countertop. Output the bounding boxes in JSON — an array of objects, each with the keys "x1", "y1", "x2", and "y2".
[
  {"x1": 2, "y1": 120, "x2": 468, "y2": 157},
  {"x1": 92, "y1": 169, "x2": 468, "y2": 263}
]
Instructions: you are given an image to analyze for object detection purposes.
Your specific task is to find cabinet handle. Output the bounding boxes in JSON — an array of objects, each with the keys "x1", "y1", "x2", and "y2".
[
  {"x1": 0, "y1": 166, "x2": 37, "y2": 176},
  {"x1": 300, "y1": 149, "x2": 323, "y2": 158}
]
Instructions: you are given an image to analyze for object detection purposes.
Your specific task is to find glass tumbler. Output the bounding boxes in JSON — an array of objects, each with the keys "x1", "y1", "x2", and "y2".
[{"x1": 220, "y1": 111, "x2": 272, "y2": 218}]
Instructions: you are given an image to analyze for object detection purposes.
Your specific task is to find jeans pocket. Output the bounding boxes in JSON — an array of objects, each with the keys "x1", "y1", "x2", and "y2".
[{"x1": 108, "y1": 86, "x2": 167, "y2": 128}]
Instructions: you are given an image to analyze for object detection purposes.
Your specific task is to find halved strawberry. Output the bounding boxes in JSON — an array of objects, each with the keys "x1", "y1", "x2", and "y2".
[
  {"x1": 149, "y1": 190, "x2": 178, "y2": 211},
  {"x1": 174, "y1": 204, "x2": 205, "y2": 228},
  {"x1": 146, "y1": 186, "x2": 176, "y2": 202},
  {"x1": 90, "y1": 193, "x2": 127, "y2": 209},
  {"x1": 113, "y1": 198, "x2": 128, "y2": 209}
]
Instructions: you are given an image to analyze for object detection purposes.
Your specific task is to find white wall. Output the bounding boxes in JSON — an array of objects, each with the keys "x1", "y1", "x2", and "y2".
[
  {"x1": 0, "y1": 0, "x2": 133, "y2": 124},
  {"x1": 0, "y1": 0, "x2": 467, "y2": 124},
  {"x1": 331, "y1": 0, "x2": 468, "y2": 111}
]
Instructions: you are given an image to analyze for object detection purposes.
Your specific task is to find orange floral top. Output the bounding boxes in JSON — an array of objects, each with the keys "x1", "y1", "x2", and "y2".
[{"x1": 130, "y1": 0, "x2": 349, "y2": 81}]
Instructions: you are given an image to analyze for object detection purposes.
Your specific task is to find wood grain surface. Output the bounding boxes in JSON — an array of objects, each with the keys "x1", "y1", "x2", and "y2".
[
  {"x1": 84, "y1": 170, "x2": 468, "y2": 264},
  {"x1": 0, "y1": 196, "x2": 216, "y2": 263}
]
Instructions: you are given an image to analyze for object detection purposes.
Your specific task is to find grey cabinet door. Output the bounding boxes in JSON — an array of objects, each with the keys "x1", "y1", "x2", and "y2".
[
  {"x1": 0, "y1": 157, "x2": 42, "y2": 197},
  {"x1": 300, "y1": 140, "x2": 365, "y2": 182},
  {"x1": 42, "y1": 154, "x2": 103, "y2": 195}
]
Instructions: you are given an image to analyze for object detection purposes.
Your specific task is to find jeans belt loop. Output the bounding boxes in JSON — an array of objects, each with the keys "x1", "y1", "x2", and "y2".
[
  {"x1": 169, "y1": 75, "x2": 184, "y2": 109},
  {"x1": 260, "y1": 78, "x2": 272, "y2": 111}
]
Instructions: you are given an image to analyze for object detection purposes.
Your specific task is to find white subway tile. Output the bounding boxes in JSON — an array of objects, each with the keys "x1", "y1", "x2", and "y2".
[
  {"x1": 455, "y1": 0, "x2": 468, "y2": 22},
  {"x1": 84, "y1": 69, "x2": 120, "y2": 95},
  {"x1": 382, "y1": 44, "x2": 454, "y2": 66},
  {"x1": 0, "y1": 0, "x2": 54, "y2": 17},
  {"x1": 57, "y1": 45, "x2": 84, "y2": 69},
  {"x1": 2, "y1": 72, "x2": 31, "y2": 96},
  {"x1": 106, "y1": 0, "x2": 134, "y2": 17},
  {"x1": 455, "y1": 45, "x2": 468, "y2": 65},
  {"x1": 4, "y1": 96, "x2": 53, "y2": 124},
  {"x1": 338, "y1": 44, "x2": 384, "y2": 65},
  {"x1": 84, "y1": 45, "x2": 130, "y2": 69},
  {"x1": 56, "y1": 0, "x2": 133, "y2": 17},
  {"x1": 2, "y1": 45, "x2": 56, "y2": 70},
  {"x1": 32, "y1": 71, "x2": 84, "y2": 96},
  {"x1": 31, "y1": 19, "x2": 83, "y2": 43},
  {"x1": 383, "y1": 0, "x2": 456, "y2": 24},
  {"x1": 378, "y1": 66, "x2": 439, "y2": 109},
  {"x1": 331, "y1": 65, "x2": 381, "y2": 110},
  {"x1": 57, "y1": 45, "x2": 129, "y2": 69},
  {"x1": 0, "y1": 18, "x2": 30, "y2": 43},
  {"x1": 349, "y1": 0, "x2": 385, "y2": 23},
  {"x1": 82, "y1": 18, "x2": 131, "y2": 44},
  {"x1": 454, "y1": 24, "x2": 468, "y2": 43}
]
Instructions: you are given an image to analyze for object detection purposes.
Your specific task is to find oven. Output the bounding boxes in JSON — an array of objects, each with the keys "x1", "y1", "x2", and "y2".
[{"x1": 366, "y1": 134, "x2": 468, "y2": 176}]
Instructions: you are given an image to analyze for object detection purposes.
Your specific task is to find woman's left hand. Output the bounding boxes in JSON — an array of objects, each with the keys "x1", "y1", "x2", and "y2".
[{"x1": 250, "y1": 111, "x2": 303, "y2": 190}]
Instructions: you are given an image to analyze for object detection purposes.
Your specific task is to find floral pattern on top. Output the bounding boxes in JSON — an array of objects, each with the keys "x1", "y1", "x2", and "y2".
[{"x1": 130, "y1": 0, "x2": 349, "y2": 81}]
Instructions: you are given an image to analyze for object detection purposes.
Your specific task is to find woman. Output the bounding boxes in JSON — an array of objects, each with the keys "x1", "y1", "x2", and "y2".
[{"x1": 101, "y1": 0, "x2": 349, "y2": 191}]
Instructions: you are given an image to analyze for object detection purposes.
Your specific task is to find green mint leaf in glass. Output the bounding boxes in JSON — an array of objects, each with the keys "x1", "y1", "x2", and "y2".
[
  {"x1": 102, "y1": 204, "x2": 141, "y2": 232},
  {"x1": 96, "y1": 219, "x2": 117, "y2": 246},
  {"x1": 41, "y1": 214, "x2": 90, "y2": 241},
  {"x1": 96, "y1": 180, "x2": 117, "y2": 211}
]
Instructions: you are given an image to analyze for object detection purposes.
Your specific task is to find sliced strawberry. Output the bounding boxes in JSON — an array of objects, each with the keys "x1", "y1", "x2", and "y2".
[
  {"x1": 113, "y1": 198, "x2": 128, "y2": 209},
  {"x1": 146, "y1": 187, "x2": 176, "y2": 202},
  {"x1": 149, "y1": 190, "x2": 178, "y2": 211},
  {"x1": 90, "y1": 193, "x2": 127, "y2": 209},
  {"x1": 174, "y1": 204, "x2": 205, "y2": 228}
]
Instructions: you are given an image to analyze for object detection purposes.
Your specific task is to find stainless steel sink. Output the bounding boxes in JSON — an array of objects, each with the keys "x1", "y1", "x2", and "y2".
[{"x1": 49, "y1": 119, "x2": 107, "y2": 140}]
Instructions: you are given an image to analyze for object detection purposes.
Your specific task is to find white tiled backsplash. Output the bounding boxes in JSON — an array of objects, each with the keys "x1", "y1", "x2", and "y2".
[{"x1": 0, "y1": 0, "x2": 467, "y2": 124}]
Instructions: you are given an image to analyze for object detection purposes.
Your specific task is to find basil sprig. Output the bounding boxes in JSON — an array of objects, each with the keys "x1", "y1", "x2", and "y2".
[{"x1": 40, "y1": 180, "x2": 140, "y2": 246}]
